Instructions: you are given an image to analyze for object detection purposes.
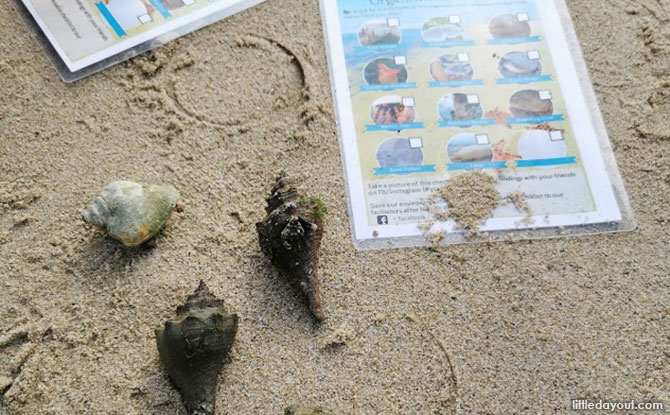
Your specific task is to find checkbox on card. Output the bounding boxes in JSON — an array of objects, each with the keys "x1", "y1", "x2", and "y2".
[
  {"x1": 476, "y1": 134, "x2": 490, "y2": 145},
  {"x1": 402, "y1": 97, "x2": 415, "y2": 107},
  {"x1": 467, "y1": 94, "x2": 479, "y2": 104},
  {"x1": 539, "y1": 90, "x2": 552, "y2": 100},
  {"x1": 457, "y1": 53, "x2": 469, "y2": 62},
  {"x1": 387, "y1": 18, "x2": 400, "y2": 27},
  {"x1": 409, "y1": 137, "x2": 423, "y2": 148},
  {"x1": 550, "y1": 131, "x2": 564, "y2": 141},
  {"x1": 527, "y1": 50, "x2": 540, "y2": 60},
  {"x1": 394, "y1": 56, "x2": 407, "y2": 65},
  {"x1": 449, "y1": 15, "x2": 461, "y2": 24},
  {"x1": 517, "y1": 13, "x2": 529, "y2": 22},
  {"x1": 138, "y1": 13, "x2": 152, "y2": 24}
]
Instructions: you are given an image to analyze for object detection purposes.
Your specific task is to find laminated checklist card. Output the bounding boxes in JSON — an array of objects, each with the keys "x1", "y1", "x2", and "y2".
[
  {"x1": 14, "y1": 0, "x2": 266, "y2": 81},
  {"x1": 320, "y1": 0, "x2": 635, "y2": 249}
]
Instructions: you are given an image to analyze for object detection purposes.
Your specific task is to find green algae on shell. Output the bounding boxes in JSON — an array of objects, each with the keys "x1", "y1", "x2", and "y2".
[
  {"x1": 256, "y1": 173, "x2": 327, "y2": 321},
  {"x1": 155, "y1": 282, "x2": 238, "y2": 415},
  {"x1": 284, "y1": 405, "x2": 336, "y2": 415},
  {"x1": 83, "y1": 180, "x2": 179, "y2": 246}
]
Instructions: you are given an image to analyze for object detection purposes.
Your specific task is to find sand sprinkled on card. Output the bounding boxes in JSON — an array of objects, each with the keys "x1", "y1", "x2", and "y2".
[{"x1": 427, "y1": 171, "x2": 500, "y2": 236}]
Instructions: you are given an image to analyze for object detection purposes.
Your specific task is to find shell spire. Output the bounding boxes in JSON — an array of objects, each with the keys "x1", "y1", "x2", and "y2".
[
  {"x1": 155, "y1": 282, "x2": 238, "y2": 415},
  {"x1": 256, "y1": 173, "x2": 327, "y2": 321}
]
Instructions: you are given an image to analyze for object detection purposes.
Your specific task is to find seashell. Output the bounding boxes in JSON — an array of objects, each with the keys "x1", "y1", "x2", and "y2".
[
  {"x1": 509, "y1": 89, "x2": 553, "y2": 118},
  {"x1": 489, "y1": 14, "x2": 531, "y2": 39},
  {"x1": 451, "y1": 144, "x2": 493, "y2": 162},
  {"x1": 155, "y1": 281, "x2": 238, "y2": 415},
  {"x1": 83, "y1": 180, "x2": 179, "y2": 246},
  {"x1": 284, "y1": 406, "x2": 336, "y2": 415},
  {"x1": 438, "y1": 93, "x2": 483, "y2": 122},
  {"x1": 256, "y1": 173, "x2": 327, "y2": 321},
  {"x1": 499, "y1": 51, "x2": 542, "y2": 78},
  {"x1": 447, "y1": 133, "x2": 493, "y2": 163}
]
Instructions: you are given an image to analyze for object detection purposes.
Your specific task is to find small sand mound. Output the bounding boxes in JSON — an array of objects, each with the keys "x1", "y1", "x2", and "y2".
[{"x1": 433, "y1": 171, "x2": 499, "y2": 232}]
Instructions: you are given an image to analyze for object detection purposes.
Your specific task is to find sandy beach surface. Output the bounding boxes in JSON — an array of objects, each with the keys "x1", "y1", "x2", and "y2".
[{"x1": 1, "y1": 0, "x2": 669, "y2": 413}]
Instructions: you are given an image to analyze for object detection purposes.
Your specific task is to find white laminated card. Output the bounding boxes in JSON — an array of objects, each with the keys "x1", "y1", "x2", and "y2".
[{"x1": 320, "y1": 0, "x2": 635, "y2": 249}]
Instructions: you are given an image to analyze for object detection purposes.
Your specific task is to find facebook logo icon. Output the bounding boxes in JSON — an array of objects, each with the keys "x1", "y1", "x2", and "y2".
[{"x1": 377, "y1": 215, "x2": 389, "y2": 225}]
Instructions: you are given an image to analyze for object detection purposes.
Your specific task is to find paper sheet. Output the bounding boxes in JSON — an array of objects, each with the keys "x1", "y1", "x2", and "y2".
[{"x1": 18, "y1": 0, "x2": 265, "y2": 76}]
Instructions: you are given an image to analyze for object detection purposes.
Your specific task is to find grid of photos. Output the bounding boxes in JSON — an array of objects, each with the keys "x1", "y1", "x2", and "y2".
[{"x1": 347, "y1": 11, "x2": 573, "y2": 180}]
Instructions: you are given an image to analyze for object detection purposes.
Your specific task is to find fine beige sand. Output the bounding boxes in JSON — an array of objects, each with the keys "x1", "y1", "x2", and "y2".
[{"x1": 1, "y1": 0, "x2": 669, "y2": 414}]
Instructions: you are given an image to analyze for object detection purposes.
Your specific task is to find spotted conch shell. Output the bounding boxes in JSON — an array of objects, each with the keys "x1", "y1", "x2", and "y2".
[
  {"x1": 155, "y1": 282, "x2": 238, "y2": 415},
  {"x1": 83, "y1": 180, "x2": 179, "y2": 246},
  {"x1": 256, "y1": 173, "x2": 327, "y2": 321}
]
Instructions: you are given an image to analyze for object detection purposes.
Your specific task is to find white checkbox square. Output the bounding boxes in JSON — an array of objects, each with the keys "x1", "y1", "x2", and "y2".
[
  {"x1": 476, "y1": 134, "x2": 490, "y2": 145},
  {"x1": 138, "y1": 13, "x2": 152, "y2": 24},
  {"x1": 182, "y1": 0, "x2": 195, "y2": 5},
  {"x1": 449, "y1": 15, "x2": 461, "y2": 24},
  {"x1": 550, "y1": 131, "x2": 564, "y2": 141},
  {"x1": 387, "y1": 18, "x2": 400, "y2": 27},
  {"x1": 467, "y1": 94, "x2": 479, "y2": 105},
  {"x1": 402, "y1": 97, "x2": 415, "y2": 107},
  {"x1": 539, "y1": 90, "x2": 552, "y2": 100},
  {"x1": 527, "y1": 50, "x2": 540, "y2": 60},
  {"x1": 517, "y1": 13, "x2": 529, "y2": 22},
  {"x1": 409, "y1": 137, "x2": 423, "y2": 148},
  {"x1": 394, "y1": 56, "x2": 406, "y2": 65},
  {"x1": 457, "y1": 53, "x2": 469, "y2": 62}
]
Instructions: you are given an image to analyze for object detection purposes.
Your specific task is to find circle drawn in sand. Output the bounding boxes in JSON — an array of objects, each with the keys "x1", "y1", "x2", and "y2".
[
  {"x1": 363, "y1": 58, "x2": 408, "y2": 85},
  {"x1": 489, "y1": 14, "x2": 531, "y2": 38},
  {"x1": 499, "y1": 51, "x2": 542, "y2": 78},
  {"x1": 357, "y1": 19, "x2": 402, "y2": 46},
  {"x1": 422, "y1": 17, "x2": 464, "y2": 42},
  {"x1": 446, "y1": 133, "x2": 493, "y2": 163},
  {"x1": 518, "y1": 130, "x2": 567, "y2": 160},
  {"x1": 376, "y1": 137, "x2": 423, "y2": 168},
  {"x1": 172, "y1": 37, "x2": 305, "y2": 127},
  {"x1": 438, "y1": 93, "x2": 483, "y2": 121},
  {"x1": 430, "y1": 54, "x2": 473, "y2": 81},
  {"x1": 370, "y1": 95, "x2": 416, "y2": 124},
  {"x1": 509, "y1": 89, "x2": 553, "y2": 118}
]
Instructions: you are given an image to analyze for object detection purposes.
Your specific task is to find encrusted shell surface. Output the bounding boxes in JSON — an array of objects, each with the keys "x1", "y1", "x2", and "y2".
[
  {"x1": 155, "y1": 282, "x2": 238, "y2": 415},
  {"x1": 256, "y1": 173, "x2": 327, "y2": 321},
  {"x1": 284, "y1": 406, "x2": 335, "y2": 415},
  {"x1": 83, "y1": 180, "x2": 179, "y2": 246}
]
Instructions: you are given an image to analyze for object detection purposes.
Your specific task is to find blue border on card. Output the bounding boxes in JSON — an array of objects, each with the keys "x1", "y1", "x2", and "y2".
[
  {"x1": 447, "y1": 156, "x2": 577, "y2": 171},
  {"x1": 506, "y1": 114, "x2": 565, "y2": 124},
  {"x1": 149, "y1": 0, "x2": 171, "y2": 18},
  {"x1": 366, "y1": 122, "x2": 425, "y2": 132},
  {"x1": 486, "y1": 36, "x2": 541, "y2": 45},
  {"x1": 361, "y1": 83, "x2": 417, "y2": 92},
  {"x1": 438, "y1": 119, "x2": 496, "y2": 128},
  {"x1": 374, "y1": 165, "x2": 436, "y2": 176},
  {"x1": 429, "y1": 80, "x2": 485, "y2": 88},
  {"x1": 496, "y1": 75, "x2": 552, "y2": 85},
  {"x1": 421, "y1": 40, "x2": 476, "y2": 48},
  {"x1": 95, "y1": 2, "x2": 127, "y2": 37}
]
